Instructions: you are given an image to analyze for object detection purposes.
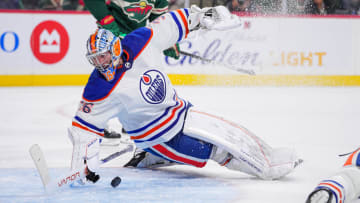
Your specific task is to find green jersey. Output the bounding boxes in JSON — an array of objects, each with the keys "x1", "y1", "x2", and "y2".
[{"x1": 84, "y1": 0, "x2": 168, "y2": 37}]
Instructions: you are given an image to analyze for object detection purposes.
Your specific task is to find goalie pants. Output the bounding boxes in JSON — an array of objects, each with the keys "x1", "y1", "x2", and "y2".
[{"x1": 144, "y1": 131, "x2": 214, "y2": 168}]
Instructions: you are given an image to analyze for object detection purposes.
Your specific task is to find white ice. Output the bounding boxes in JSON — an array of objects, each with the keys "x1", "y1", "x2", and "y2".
[{"x1": 0, "y1": 86, "x2": 359, "y2": 202}]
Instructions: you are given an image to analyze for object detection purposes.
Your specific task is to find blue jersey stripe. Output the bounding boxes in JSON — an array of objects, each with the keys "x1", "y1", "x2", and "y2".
[
  {"x1": 170, "y1": 11, "x2": 183, "y2": 42},
  {"x1": 184, "y1": 8, "x2": 189, "y2": 17},
  {"x1": 323, "y1": 180, "x2": 344, "y2": 189},
  {"x1": 134, "y1": 101, "x2": 187, "y2": 143},
  {"x1": 74, "y1": 116, "x2": 104, "y2": 132},
  {"x1": 145, "y1": 102, "x2": 187, "y2": 142},
  {"x1": 127, "y1": 94, "x2": 179, "y2": 134},
  {"x1": 127, "y1": 99, "x2": 180, "y2": 134}
]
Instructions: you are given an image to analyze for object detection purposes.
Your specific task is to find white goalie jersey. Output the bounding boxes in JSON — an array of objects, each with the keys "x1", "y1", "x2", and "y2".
[{"x1": 71, "y1": 8, "x2": 191, "y2": 150}]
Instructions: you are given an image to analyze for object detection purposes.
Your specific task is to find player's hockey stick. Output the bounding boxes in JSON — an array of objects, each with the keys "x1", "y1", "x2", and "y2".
[
  {"x1": 179, "y1": 51, "x2": 255, "y2": 75},
  {"x1": 100, "y1": 144, "x2": 134, "y2": 164},
  {"x1": 29, "y1": 144, "x2": 133, "y2": 192},
  {"x1": 338, "y1": 146, "x2": 360, "y2": 157}
]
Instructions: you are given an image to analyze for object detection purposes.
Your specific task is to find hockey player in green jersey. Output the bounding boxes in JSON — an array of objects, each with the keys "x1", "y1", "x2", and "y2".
[{"x1": 83, "y1": 0, "x2": 180, "y2": 59}]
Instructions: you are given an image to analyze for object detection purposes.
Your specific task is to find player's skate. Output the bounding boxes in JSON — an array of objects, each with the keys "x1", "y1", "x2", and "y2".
[
  {"x1": 306, "y1": 188, "x2": 334, "y2": 203},
  {"x1": 101, "y1": 119, "x2": 130, "y2": 146},
  {"x1": 100, "y1": 129, "x2": 122, "y2": 146},
  {"x1": 124, "y1": 148, "x2": 175, "y2": 168}
]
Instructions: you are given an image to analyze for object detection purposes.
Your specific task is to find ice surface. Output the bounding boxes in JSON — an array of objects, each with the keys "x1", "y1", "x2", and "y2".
[
  {"x1": 0, "y1": 167, "x2": 237, "y2": 203},
  {"x1": 0, "y1": 86, "x2": 359, "y2": 203}
]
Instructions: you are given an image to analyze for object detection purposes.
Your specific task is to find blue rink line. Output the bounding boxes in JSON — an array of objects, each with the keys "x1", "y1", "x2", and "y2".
[{"x1": 0, "y1": 167, "x2": 237, "y2": 203}]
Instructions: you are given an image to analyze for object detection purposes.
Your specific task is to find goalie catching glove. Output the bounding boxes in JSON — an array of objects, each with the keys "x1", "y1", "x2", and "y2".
[{"x1": 188, "y1": 5, "x2": 242, "y2": 31}]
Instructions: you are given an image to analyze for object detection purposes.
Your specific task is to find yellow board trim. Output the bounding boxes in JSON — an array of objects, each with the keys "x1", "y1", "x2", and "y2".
[
  {"x1": 0, "y1": 75, "x2": 90, "y2": 86},
  {"x1": 169, "y1": 74, "x2": 360, "y2": 86},
  {"x1": 1, "y1": 74, "x2": 360, "y2": 86}
]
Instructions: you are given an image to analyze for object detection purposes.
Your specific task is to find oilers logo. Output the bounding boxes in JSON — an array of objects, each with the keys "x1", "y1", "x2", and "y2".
[{"x1": 140, "y1": 70, "x2": 166, "y2": 104}]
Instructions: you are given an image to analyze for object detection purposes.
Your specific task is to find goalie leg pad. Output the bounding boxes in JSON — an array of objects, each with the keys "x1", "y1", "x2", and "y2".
[{"x1": 183, "y1": 108, "x2": 300, "y2": 179}]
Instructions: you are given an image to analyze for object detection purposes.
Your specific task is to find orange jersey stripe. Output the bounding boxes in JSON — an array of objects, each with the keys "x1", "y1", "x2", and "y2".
[
  {"x1": 319, "y1": 183, "x2": 343, "y2": 202},
  {"x1": 344, "y1": 148, "x2": 360, "y2": 166},
  {"x1": 176, "y1": 10, "x2": 189, "y2": 38},
  {"x1": 72, "y1": 121, "x2": 104, "y2": 137},
  {"x1": 131, "y1": 99, "x2": 184, "y2": 140}
]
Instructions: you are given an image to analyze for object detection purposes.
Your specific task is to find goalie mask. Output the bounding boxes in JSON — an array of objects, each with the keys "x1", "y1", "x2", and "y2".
[{"x1": 86, "y1": 29, "x2": 122, "y2": 82}]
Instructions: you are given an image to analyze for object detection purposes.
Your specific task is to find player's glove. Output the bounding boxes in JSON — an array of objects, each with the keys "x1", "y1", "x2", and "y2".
[
  {"x1": 306, "y1": 187, "x2": 334, "y2": 203},
  {"x1": 188, "y1": 5, "x2": 211, "y2": 31},
  {"x1": 163, "y1": 43, "x2": 180, "y2": 60},
  {"x1": 188, "y1": 5, "x2": 241, "y2": 31}
]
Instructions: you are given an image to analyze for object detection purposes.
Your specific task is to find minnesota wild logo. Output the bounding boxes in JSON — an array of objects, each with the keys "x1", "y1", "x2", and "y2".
[{"x1": 125, "y1": 1, "x2": 154, "y2": 22}]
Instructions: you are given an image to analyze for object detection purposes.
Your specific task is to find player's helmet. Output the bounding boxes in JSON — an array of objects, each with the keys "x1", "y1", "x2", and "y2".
[{"x1": 86, "y1": 29, "x2": 122, "y2": 82}]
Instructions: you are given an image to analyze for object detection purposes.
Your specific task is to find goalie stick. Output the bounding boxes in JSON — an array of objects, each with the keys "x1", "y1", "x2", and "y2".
[
  {"x1": 29, "y1": 144, "x2": 133, "y2": 192},
  {"x1": 100, "y1": 144, "x2": 134, "y2": 164},
  {"x1": 179, "y1": 51, "x2": 255, "y2": 76}
]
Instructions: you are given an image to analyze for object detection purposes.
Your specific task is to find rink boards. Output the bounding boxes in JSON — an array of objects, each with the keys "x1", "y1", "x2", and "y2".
[{"x1": 1, "y1": 10, "x2": 360, "y2": 86}]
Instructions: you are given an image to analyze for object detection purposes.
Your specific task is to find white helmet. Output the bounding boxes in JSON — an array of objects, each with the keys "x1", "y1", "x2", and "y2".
[{"x1": 86, "y1": 29, "x2": 122, "y2": 81}]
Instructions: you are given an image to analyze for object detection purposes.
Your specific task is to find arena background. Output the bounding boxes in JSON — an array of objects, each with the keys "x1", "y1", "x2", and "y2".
[{"x1": 1, "y1": 10, "x2": 360, "y2": 86}]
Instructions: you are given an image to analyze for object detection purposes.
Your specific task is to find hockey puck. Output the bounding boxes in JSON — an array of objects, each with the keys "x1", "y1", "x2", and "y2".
[{"x1": 111, "y1": 176, "x2": 121, "y2": 188}]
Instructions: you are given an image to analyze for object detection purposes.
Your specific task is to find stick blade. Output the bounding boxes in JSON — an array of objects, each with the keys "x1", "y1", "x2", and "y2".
[{"x1": 29, "y1": 144, "x2": 51, "y2": 188}]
